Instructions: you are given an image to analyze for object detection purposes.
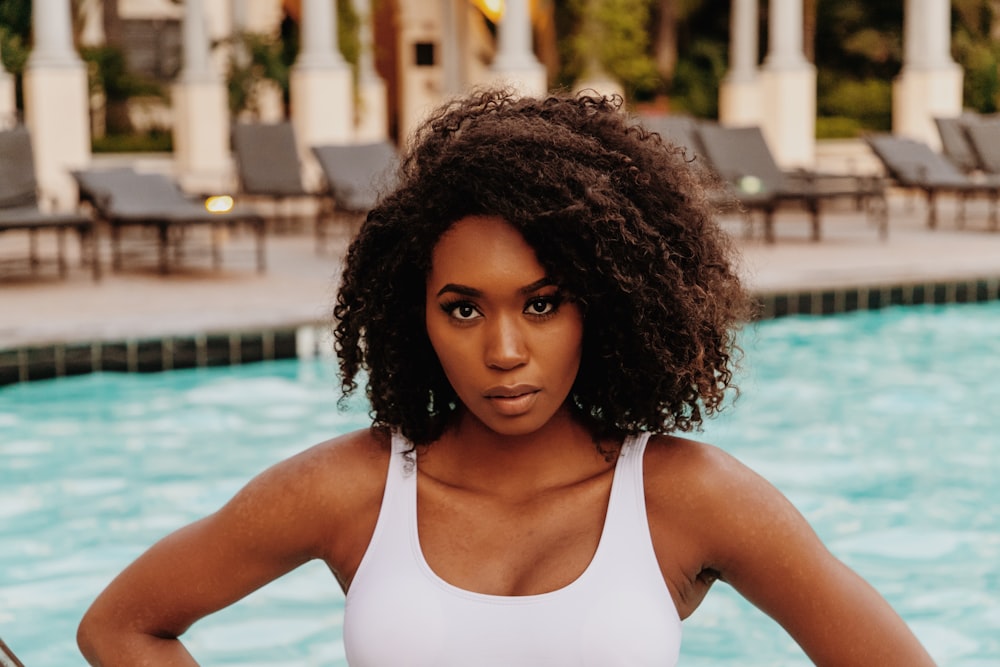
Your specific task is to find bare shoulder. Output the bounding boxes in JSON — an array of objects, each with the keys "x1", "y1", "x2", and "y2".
[
  {"x1": 642, "y1": 434, "x2": 808, "y2": 564},
  {"x1": 233, "y1": 427, "x2": 391, "y2": 525},
  {"x1": 642, "y1": 434, "x2": 765, "y2": 501}
]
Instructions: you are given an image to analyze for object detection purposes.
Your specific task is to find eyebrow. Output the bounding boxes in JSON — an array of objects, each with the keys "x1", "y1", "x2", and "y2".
[{"x1": 436, "y1": 277, "x2": 554, "y2": 298}]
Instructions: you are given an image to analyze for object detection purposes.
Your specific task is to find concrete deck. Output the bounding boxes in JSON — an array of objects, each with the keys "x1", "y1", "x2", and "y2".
[{"x1": 2, "y1": 191, "x2": 1000, "y2": 352}]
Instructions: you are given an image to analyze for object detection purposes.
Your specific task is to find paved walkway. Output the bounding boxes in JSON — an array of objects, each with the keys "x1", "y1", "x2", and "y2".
[{"x1": 2, "y1": 192, "x2": 1000, "y2": 351}]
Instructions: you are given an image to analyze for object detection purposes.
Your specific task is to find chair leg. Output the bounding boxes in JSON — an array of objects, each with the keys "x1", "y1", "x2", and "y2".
[
  {"x1": 212, "y1": 224, "x2": 222, "y2": 270},
  {"x1": 112, "y1": 224, "x2": 123, "y2": 271},
  {"x1": 764, "y1": 209, "x2": 776, "y2": 244},
  {"x1": 256, "y1": 221, "x2": 267, "y2": 273},
  {"x1": 83, "y1": 226, "x2": 101, "y2": 281},
  {"x1": 28, "y1": 228, "x2": 39, "y2": 274},
  {"x1": 57, "y1": 226, "x2": 68, "y2": 278},
  {"x1": 158, "y1": 224, "x2": 169, "y2": 275},
  {"x1": 809, "y1": 201, "x2": 821, "y2": 242}
]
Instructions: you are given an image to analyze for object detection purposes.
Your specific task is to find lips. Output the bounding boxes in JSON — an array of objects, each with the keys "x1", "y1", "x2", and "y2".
[
  {"x1": 483, "y1": 384, "x2": 540, "y2": 399},
  {"x1": 483, "y1": 384, "x2": 541, "y2": 416}
]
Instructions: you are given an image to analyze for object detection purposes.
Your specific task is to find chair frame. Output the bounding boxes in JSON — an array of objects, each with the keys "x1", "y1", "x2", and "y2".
[
  {"x1": 0, "y1": 126, "x2": 99, "y2": 280},
  {"x1": 695, "y1": 124, "x2": 887, "y2": 243},
  {"x1": 73, "y1": 168, "x2": 267, "y2": 275}
]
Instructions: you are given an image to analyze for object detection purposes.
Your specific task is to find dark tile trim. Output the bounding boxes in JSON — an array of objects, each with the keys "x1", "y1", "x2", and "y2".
[
  {"x1": 0, "y1": 326, "x2": 306, "y2": 387},
  {"x1": 4, "y1": 277, "x2": 1000, "y2": 386},
  {"x1": 754, "y1": 277, "x2": 1000, "y2": 320}
]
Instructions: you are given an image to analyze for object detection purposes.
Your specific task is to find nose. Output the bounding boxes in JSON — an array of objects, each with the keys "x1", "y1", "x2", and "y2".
[{"x1": 485, "y1": 313, "x2": 528, "y2": 370}]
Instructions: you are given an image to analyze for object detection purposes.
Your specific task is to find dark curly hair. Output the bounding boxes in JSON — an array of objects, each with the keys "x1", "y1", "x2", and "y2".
[{"x1": 334, "y1": 88, "x2": 752, "y2": 446}]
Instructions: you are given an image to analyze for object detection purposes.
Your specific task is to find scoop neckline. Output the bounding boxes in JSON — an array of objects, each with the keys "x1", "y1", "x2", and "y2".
[{"x1": 405, "y1": 433, "x2": 639, "y2": 604}]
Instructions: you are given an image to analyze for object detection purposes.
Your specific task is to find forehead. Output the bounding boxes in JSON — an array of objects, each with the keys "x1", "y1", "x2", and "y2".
[{"x1": 428, "y1": 215, "x2": 545, "y2": 284}]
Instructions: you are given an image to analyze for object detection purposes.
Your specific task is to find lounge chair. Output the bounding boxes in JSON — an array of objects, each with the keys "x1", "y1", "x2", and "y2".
[
  {"x1": 0, "y1": 125, "x2": 98, "y2": 280},
  {"x1": 638, "y1": 114, "x2": 705, "y2": 158},
  {"x1": 959, "y1": 120, "x2": 1000, "y2": 177},
  {"x1": 310, "y1": 141, "x2": 398, "y2": 247},
  {"x1": 696, "y1": 124, "x2": 887, "y2": 242},
  {"x1": 73, "y1": 167, "x2": 266, "y2": 274},
  {"x1": 231, "y1": 121, "x2": 326, "y2": 239},
  {"x1": 865, "y1": 133, "x2": 1000, "y2": 230},
  {"x1": 933, "y1": 114, "x2": 982, "y2": 174}
]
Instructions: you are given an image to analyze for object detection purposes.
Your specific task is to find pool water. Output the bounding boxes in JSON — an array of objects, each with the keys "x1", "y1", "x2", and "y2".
[{"x1": 2, "y1": 302, "x2": 999, "y2": 665}]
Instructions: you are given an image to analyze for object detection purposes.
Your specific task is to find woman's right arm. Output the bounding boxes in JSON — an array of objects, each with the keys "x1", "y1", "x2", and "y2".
[{"x1": 77, "y1": 429, "x2": 388, "y2": 666}]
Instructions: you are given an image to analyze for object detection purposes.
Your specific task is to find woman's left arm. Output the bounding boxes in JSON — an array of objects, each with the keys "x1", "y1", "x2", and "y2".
[{"x1": 690, "y1": 445, "x2": 937, "y2": 666}]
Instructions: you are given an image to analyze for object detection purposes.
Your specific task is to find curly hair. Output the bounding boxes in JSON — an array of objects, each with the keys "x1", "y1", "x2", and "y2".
[{"x1": 334, "y1": 88, "x2": 752, "y2": 446}]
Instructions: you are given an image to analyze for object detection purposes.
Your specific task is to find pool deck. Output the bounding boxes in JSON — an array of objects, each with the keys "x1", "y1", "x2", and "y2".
[{"x1": 2, "y1": 190, "x2": 1000, "y2": 355}]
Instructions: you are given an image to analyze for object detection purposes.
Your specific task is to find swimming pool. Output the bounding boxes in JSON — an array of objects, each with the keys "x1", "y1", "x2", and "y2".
[{"x1": 1, "y1": 301, "x2": 998, "y2": 665}]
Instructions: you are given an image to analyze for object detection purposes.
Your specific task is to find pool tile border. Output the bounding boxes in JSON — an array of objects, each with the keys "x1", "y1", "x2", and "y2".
[{"x1": 3, "y1": 276, "x2": 1000, "y2": 387}]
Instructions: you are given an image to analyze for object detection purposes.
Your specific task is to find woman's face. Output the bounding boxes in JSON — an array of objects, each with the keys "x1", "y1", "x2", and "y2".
[{"x1": 424, "y1": 215, "x2": 584, "y2": 437}]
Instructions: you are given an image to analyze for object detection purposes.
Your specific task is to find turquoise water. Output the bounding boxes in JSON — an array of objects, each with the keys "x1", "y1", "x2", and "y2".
[{"x1": 2, "y1": 302, "x2": 999, "y2": 665}]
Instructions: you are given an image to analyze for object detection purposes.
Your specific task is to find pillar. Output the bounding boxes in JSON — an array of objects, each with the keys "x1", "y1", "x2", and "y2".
[
  {"x1": 718, "y1": 0, "x2": 762, "y2": 128},
  {"x1": 172, "y1": 0, "x2": 232, "y2": 193},
  {"x1": 491, "y1": 0, "x2": 547, "y2": 96},
  {"x1": 22, "y1": 0, "x2": 90, "y2": 211},
  {"x1": 758, "y1": 0, "x2": 816, "y2": 167},
  {"x1": 893, "y1": 0, "x2": 963, "y2": 149},
  {"x1": 355, "y1": 0, "x2": 389, "y2": 141},
  {"x1": 0, "y1": 41, "x2": 15, "y2": 129},
  {"x1": 290, "y1": 0, "x2": 354, "y2": 156}
]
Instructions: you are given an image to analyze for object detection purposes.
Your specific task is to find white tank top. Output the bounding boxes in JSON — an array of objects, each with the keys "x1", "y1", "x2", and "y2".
[{"x1": 343, "y1": 431, "x2": 681, "y2": 666}]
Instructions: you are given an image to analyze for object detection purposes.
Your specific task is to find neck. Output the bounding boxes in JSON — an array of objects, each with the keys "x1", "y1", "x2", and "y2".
[{"x1": 419, "y1": 407, "x2": 619, "y2": 497}]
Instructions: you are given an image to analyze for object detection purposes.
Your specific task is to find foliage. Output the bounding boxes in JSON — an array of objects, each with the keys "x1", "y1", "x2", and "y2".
[
  {"x1": 80, "y1": 45, "x2": 164, "y2": 102},
  {"x1": 556, "y1": 0, "x2": 661, "y2": 101},
  {"x1": 816, "y1": 76, "x2": 892, "y2": 135},
  {"x1": 668, "y1": 38, "x2": 726, "y2": 117},
  {"x1": 91, "y1": 129, "x2": 172, "y2": 153},
  {"x1": 951, "y1": 2, "x2": 1000, "y2": 113},
  {"x1": 223, "y1": 0, "x2": 359, "y2": 119}
]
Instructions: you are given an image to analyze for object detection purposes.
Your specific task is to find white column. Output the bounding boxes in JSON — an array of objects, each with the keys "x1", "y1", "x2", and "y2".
[
  {"x1": 354, "y1": 0, "x2": 389, "y2": 141},
  {"x1": 0, "y1": 41, "x2": 16, "y2": 129},
  {"x1": 172, "y1": 0, "x2": 232, "y2": 193},
  {"x1": 893, "y1": 0, "x2": 963, "y2": 149},
  {"x1": 291, "y1": 0, "x2": 353, "y2": 177},
  {"x1": 23, "y1": 0, "x2": 90, "y2": 211},
  {"x1": 491, "y1": 0, "x2": 547, "y2": 96},
  {"x1": 718, "y1": 0, "x2": 762, "y2": 127},
  {"x1": 758, "y1": 0, "x2": 816, "y2": 167}
]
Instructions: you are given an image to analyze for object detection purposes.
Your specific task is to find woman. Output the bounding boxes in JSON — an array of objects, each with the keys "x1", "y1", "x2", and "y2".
[{"x1": 78, "y1": 90, "x2": 936, "y2": 665}]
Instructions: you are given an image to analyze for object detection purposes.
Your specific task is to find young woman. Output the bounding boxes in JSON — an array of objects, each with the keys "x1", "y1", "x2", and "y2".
[{"x1": 78, "y1": 90, "x2": 936, "y2": 666}]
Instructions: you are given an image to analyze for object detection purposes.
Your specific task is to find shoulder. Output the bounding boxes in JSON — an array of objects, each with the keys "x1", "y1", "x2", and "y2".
[
  {"x1": 217, "y1": 428, "x2": 392, "y2": 559},
  {"x1": 642, "y1": 434, "x2": 812, "y2": 569},
  {"x1": 238, "y1": 427, "x2": 391, "y2": 512}
]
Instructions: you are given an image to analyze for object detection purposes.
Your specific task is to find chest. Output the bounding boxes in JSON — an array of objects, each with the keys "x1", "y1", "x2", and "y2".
[
  {"x1": 343, "y1": 457, "x2": 682, "y2": 666},
  {"x1": 415, "y1": 472, "x2": 613, "y2": 597}
]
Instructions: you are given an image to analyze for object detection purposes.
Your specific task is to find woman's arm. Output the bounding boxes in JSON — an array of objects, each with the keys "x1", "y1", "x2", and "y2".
[
  {"x1": 652, "y1": 440, "x2": 937, "y2": 666},
  {"x1": 77, "y1": 430, "x2": 387, "y2": 666}
]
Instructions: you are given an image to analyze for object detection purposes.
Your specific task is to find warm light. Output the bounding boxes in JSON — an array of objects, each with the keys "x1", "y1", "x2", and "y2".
[
  {"x1": 205, "y1": 195, "x2": 235, "y2": 214},
  {"x1": 472, "y1": 0, "x2": 504, "y2": 22}
]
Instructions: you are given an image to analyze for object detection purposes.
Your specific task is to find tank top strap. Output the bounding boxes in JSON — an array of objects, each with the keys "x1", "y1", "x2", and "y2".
[{"x1": 599, "y1": 431, "x2": 654, "y2": 560}]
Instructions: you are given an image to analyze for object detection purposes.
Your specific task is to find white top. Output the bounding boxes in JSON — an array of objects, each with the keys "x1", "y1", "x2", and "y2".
[{"x1": 343, "y1": 431, "x2": 682, "y2": 666}]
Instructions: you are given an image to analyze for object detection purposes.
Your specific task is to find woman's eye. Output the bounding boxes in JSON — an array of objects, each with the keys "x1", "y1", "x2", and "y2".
[
  {"x1": 445, "y1": 302, "x2": 480, "y2": 320},
  {"x1": 525, "y1": 298, "x2": 556, "y2": 316}
]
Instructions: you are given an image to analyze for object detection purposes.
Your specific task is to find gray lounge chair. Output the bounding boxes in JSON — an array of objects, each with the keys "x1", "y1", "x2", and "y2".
[
  {"x1": 0, "y1": 126, "x2": 98, "y2": 280},
  {"x1": 638, "y1": 115, "x2": 705, "y2": 159},
  {"x1": 933, "y1": 114, "x2": 983, "y2": 174},
  {"x1": 73, "y1": 167, "x2": 266, "y2": 274},
  {"x1": 310, "y1": 141, "x2": 398, "y2": 247},
  {"x1": 865, "y1": 133, "x2": 1000, "y2": 230},
  {"x1": 231, "y1": 121, "x2": 326, "y2": 239},
  {"x1": 960, "y1": 120, "x2": 1000, "y2": 177},
  {"x1": 696, "y1": 124, "x2": 887, "y2": 242}
]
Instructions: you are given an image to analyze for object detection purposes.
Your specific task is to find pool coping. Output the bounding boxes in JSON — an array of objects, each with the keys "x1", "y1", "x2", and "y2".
[{"x1": 3, "y1": 275, "x2": 1000, "y2": 387}]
